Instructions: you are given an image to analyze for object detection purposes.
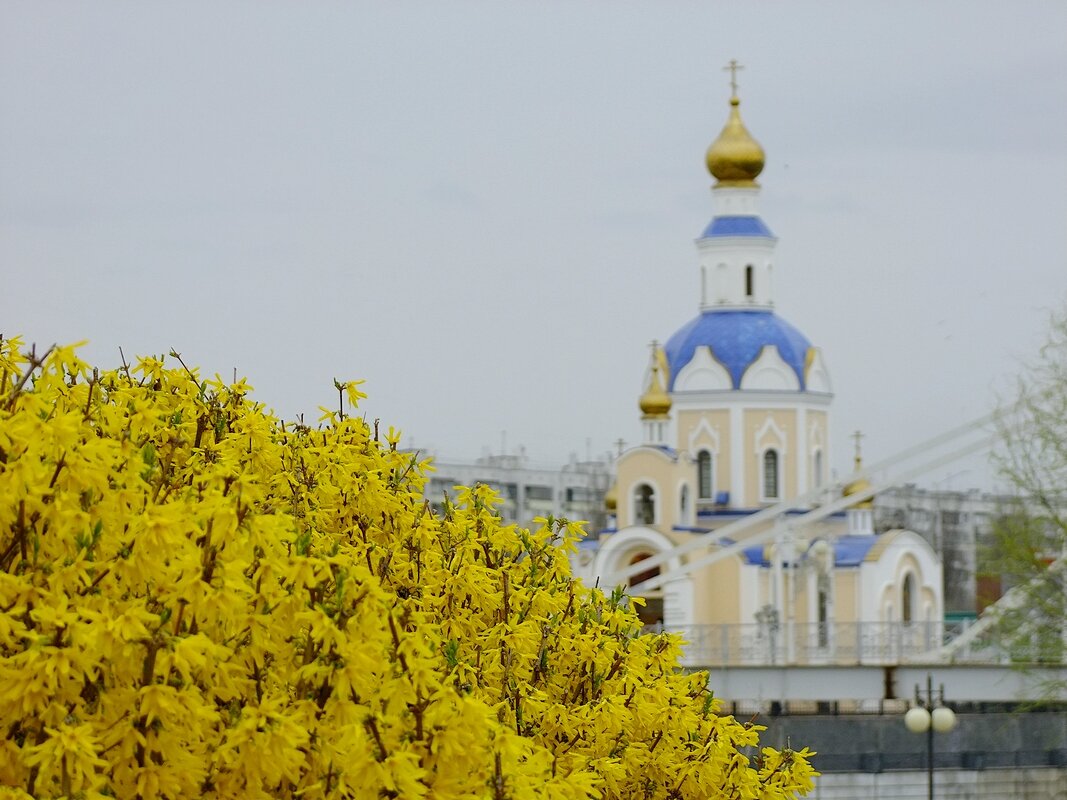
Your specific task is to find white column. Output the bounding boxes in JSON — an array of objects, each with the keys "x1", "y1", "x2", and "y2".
[
  {"x1": 664, "y1": 576, "x2": 698, "y2": 665},
  {"x1": 730, "y1": 405, "x2": 744, "y2": 506},
  {"x1": 663, "y1": 577, "x2": 695, "y2": 628},
  {"x1": 780, "y1": 528, "x2": 795, "y2": 664}
]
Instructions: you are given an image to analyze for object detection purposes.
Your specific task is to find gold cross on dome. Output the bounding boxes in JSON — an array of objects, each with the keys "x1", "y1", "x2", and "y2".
[
  {"x1": 851, "y1": 430, "x2": 865, "y2": 461},
  {"x1": 723, "y1": 59, "x2": 743, "y2": 96}
]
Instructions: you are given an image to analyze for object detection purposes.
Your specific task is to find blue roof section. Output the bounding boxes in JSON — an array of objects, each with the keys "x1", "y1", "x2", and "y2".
[
  {"x1": 699, "y1": 215, "x2": 774, "y2": 239},
  {"x1": 664, "y1": 310, "x2": 812, "y2": 390},
  {"x1": 833, "y1": 536, "x2": 881, "y2": 567},
  {"x1": 698, "y1": 508, "x2": 847, "y2": 519},
  {"x1": 741, "y1": 536, "x2": 879, "y2": 567},
  {"x1": 741, "y1": 543, "x2": 767, "y2": 565}
]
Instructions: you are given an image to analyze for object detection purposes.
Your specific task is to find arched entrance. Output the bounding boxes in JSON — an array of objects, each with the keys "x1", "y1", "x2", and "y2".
[
  {"x1": 590, "y1": 527, "x2": 690, "y2": 630},
  {"x1": 627, "y1": 552, "x2": 663, "y2": 626}
]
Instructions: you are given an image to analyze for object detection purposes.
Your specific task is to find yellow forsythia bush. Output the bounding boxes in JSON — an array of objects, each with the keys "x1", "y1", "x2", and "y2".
[{"x1": 0, "y1": 337, "x2": 816, "y2": 799}]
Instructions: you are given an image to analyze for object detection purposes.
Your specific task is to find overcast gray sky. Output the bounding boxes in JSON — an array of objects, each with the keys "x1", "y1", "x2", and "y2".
[{"x1": 3, "y1": 2, "x2": 1065, "y2": 490}]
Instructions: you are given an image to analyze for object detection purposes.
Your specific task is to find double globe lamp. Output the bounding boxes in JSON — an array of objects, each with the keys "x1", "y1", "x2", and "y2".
[
  {"x1": 904, "y1": 675, "x2": 957, "y2": 800},
  {"x1": 904, "y1": 702, "x2": 957, "y2": 736}
]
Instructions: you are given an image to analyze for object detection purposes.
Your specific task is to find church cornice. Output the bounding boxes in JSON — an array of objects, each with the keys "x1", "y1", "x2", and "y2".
[{"x1": 670, "y1": 390, "x2": 834, "y2": 407}]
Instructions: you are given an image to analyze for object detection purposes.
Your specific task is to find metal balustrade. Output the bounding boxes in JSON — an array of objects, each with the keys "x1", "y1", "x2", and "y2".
[{"x1": 645, "y1": 620, "x2": 999, "y2": 667}]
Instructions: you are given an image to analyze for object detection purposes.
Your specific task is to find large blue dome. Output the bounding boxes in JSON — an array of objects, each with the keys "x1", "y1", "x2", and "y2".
[{"x1": 664, "y1": 310, "x2": 812, "y2": 390}]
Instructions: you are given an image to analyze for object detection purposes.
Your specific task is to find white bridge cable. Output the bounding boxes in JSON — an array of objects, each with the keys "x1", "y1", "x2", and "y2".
[
  {"x1": 610, "y1": 409, "x2": 1006, "y2": 587},
  {"x1": 628, "y1": 432, "x2": 997, "y2": 595}
]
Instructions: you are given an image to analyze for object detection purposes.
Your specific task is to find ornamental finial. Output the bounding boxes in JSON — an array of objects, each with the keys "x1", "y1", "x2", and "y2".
[
  {"x1": 851, "y1": 430, "x2": 865, "y2": 467},
  {"x1": 723, "y1": 59, "x2": 743, "y2": 99}
]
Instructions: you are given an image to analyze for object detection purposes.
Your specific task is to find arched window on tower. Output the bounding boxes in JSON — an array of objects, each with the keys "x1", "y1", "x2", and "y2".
[
  {"x1": 902, "y1": 573, "x2": 915, "y2": 624},
  {"x1": 745, "y1": 265, "x2": 754, "y2": 298},
  {"x1": 813, "y1": 449, "x2": 823, "y2": 488},
  {"x1": 697, "y1": 451, "x2": 713, "y2": 500},
  {"x1": 634, "y1": 483, "x2": 656, "y2": 525},
  {"x1": 762, "y1": 449, "x2": 779, "y2": 500}
]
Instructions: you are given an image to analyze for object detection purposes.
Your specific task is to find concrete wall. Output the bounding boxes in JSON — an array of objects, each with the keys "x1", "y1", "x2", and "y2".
[
  {"x1": 755, "y1": 712, "x2": 1067, "y2": 773},
  {"x1": 810, "y1": 767, "x2": 1067, "y2": 799}
]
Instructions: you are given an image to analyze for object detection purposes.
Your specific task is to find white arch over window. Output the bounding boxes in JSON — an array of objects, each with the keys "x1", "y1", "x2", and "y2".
[
  {"x1": 753, "y1": 415, "x2": 787, "y2": 456},
  {"x1": 687, "y1": 416, "x2": 721, "y2": 454},
  {"x1": 753, "y1": 415, "x2": 786, "y2": 503},
  {"x1": 590, "y1": 526, "x2": 685, "y2": 600}
]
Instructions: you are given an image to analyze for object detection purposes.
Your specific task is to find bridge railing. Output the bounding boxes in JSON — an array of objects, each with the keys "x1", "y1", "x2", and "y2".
[{"x1": 647, "y1": 620, "x2": 992, "y2": 667}]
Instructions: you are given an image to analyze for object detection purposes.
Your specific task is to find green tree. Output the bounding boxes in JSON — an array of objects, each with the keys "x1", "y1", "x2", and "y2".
[{"x1": 983, "y1": 306, "x2": 1067, "y2": 667}]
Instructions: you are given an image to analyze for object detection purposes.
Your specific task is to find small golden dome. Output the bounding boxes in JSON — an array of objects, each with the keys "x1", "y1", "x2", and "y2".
[
  {"x1": 605, "y1": 483, "x2": 618, "y2": 512},
  {"x1": 705, "y1": 95, "x2": 765, "y2": 187},
  {"x1": 843, "y1": 477, "x2": 874, "y2": 510},
  {"x1": 843, "y1": 453, "x2": 874, "y2": 510},
  {"x1": 639, "y1": 361, "x2": 671, "y2": 417}
]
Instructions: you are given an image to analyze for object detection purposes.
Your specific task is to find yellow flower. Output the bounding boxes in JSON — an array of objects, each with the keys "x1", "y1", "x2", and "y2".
[
  {"x1": 0, "y1": 340, "x2": 817, "y2": 799},
  {"x1": 22, "y1": 723, "x2": 108, "y2": 794}
]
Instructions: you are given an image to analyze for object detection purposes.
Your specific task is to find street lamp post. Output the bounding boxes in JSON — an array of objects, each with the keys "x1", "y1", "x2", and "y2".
[{"x1": 904, "y1": 674, "x2": 957, "y2": 800}]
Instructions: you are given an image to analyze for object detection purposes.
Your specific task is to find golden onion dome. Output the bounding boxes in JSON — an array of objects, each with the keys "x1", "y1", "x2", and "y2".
[
  {"x1": 705, "y1": 95, "x2": 765, "y2": 186},
  {"x1": 604, "y1": 483, "x2": 618, "y2": 512},
  {"x1": 639, "y1": 362, "x2": 672, "y2": 417},
  {"x1": 843, "y1": 455, "x2": 874, "y2": 510}
]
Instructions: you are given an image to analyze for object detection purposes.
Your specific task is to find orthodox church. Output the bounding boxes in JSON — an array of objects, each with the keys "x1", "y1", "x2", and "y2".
[{"x1": 572, "y1": 68, "x2": 943, "y2": 664}]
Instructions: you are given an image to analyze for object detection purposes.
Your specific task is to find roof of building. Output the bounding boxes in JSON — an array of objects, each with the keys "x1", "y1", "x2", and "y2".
[
  {"x1": 741, "y1": 535, "x2": 880, "y2": 568},
  {"x1": 664, "y1": 309, "x2": 812, "y2": 389},
  {"x1": 632, "y1": 444, "x2": 678, "y2": 458},
  {"x1": 699, "y1": 215, "x2": 774, "y2": 239}
]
